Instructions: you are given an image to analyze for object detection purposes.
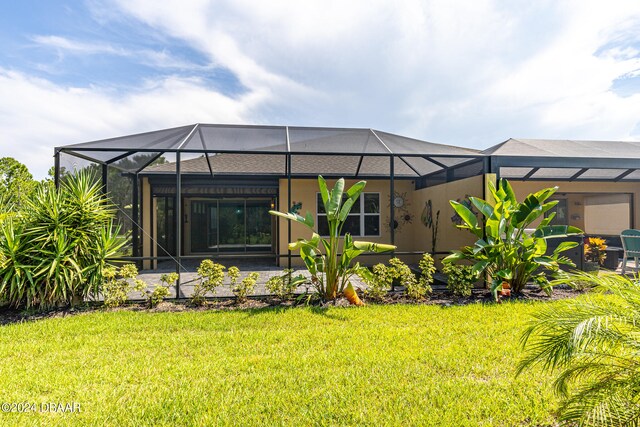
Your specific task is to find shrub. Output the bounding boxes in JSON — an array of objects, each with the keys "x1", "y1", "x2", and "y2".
[
  {"x1": 102, "y1": 263, "x2": 139, "y2": 308},
  {"x1": 359, "y1": 263, "x2": 393, "y2": 301},
  {"x1": 0, "y1": 171, "x2": 125, "y2": 309},
  {"x1": 265, "y1": 269, "x2": 300, "y2": 301},
  {"x1": 388, "y1": 257, "x2": 431, "y2": 300},
  {"x1": 584, "y1": 236, "x2": 607, "y2": 265},
  {"x1": 191, "y1": 260, "x2": 226, "y2": 305},
  {"x1": 442, "y1": 264, "x2": 475, "y2": 297},
  {"x1": 227, "y1": 266, "x2": 240, "y2": 288},
  {"x1": 418, "y1": 253, "x2": 436, "y2": 295},
  {"x1": 138, "y1": 272, "x2": 176, "y2": 308},
  {"x1": 233, "y1": 272, "x2": 259, "y2": 303}
]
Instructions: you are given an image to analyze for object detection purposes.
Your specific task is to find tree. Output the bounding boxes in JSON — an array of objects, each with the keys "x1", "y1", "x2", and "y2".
[
  {"x1": 518, "y1": 272, "x2": 640, "y2": 426},
  {"x1": 0, "y1": 157, "x2": 36, "y2": 212}
]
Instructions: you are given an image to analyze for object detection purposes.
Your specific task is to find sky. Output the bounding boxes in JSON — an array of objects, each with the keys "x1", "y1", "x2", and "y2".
[{"x1": 1, "y1": 0, "x2": 640, "y2": 179}]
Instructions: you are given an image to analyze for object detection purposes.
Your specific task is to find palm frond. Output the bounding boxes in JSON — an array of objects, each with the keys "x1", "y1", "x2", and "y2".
[{"x1": 519, "y1": 272, "x2": 640, "y2": 426}]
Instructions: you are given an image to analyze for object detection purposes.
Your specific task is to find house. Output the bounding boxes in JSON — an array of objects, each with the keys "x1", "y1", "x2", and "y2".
[{"x1": 55, "y1": 125, "x2": 640, "y2": 282}]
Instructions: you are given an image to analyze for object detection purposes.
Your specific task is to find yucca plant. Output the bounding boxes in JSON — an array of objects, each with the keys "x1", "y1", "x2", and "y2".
[
  {"x1": 270, "y1": 176, "x2": 395, "y2": 302},
  {"x1": 0, "y1": 170, "x2": 125, "y2": 308},
  {"x1": 518, "y1": 272, "x2": 640, "y2": 426}
]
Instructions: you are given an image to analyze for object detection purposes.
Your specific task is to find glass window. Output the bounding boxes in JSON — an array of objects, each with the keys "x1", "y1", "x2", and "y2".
[
  {"x1": 317, "y1": 192, "x2": 379, "y2": 237},
  {"x1": 546, "y1": 199, "x2": 568, "y2": 225}
]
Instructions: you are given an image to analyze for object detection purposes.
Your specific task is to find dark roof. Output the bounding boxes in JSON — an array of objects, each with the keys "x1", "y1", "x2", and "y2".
[
  {"x1": 487, "y1": 138, "x2": 640, "y2": 181},
  {"x1": 57, "y1": 123, "x2": 481, "y2": 176},
  {"x1": 482, "y1": 138, "x2": 640, "y2": 159},
  {"x1": 142, "y1": 152, "x2": 460, "y2": 177},
  {"x1": 56, "y1": 124, "x2": 640, "y2": 181}
]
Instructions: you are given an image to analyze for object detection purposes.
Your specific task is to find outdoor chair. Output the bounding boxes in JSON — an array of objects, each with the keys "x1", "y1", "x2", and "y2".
[{"x1": 620, "y1": 229, "x2": 640, "y2": 274}]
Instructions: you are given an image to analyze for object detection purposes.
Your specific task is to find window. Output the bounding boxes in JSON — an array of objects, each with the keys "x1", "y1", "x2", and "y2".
[
  {"x1": 545, "y1": 199, "x2": 568, "y2": 225},
  {"x1": 317, "y1": 193, "x2": 380, "y2": 236}
]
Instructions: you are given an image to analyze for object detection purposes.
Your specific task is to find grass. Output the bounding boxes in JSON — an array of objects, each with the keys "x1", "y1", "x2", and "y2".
[{"x1": 0, "y1": 301, "x2": 562, "y2": 426}]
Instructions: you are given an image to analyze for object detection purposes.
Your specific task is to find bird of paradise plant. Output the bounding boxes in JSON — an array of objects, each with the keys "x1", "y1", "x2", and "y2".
[
  {"x1": 270, "y1": 176, "x2": 395, "y2": 303},
  {"x1": 443, "y1": 179, "x2": 583, "y2": 299}
]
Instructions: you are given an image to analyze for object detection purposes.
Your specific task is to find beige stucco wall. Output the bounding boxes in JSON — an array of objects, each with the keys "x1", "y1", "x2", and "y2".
[
  {"x1": 509, "y1": 180, "x2": 639, "y2": 235},
  {"x1": 409, "y1": 175, "x2": 485, "y2": 267},
  {"x1": 277, "y1": 178, "x2": 415, "y2": 267}
]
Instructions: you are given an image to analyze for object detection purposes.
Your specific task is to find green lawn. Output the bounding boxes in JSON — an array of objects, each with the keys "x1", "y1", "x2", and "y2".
[{"x1": 0, "y1": 302, "x2": 561, "y2": 426}]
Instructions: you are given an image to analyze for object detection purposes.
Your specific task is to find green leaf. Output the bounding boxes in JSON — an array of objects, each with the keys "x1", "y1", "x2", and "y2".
[
  {"x1": 450, "y1": 200, "x2": 482, "y2": 238},
  {"x1": 327, "y1": 178, "x2": 345, "y2": 218},
  {"x1": 356, "y1": 266, "x2": 374, "y2": 282},
  {"x1": 471, "y1": 260, "x2": 489, "y2": 276},
  {"x1": 300, "y1": 245, "x2": 318, "y2": 275},
  {"x1": 443, "y1": 251, "x2": 465, "y2": 263},
  {"x1": 533, "y1": 225, "x2": 583, "y2": 239},
  {"x1": 305, "y1": 212, "x2": 315, "y2": 228},
  {"x1": 346, "y1": 181, "x2": 366, "y2": 199},
  {"x1": 533, "y1": 238, "x2": 547, "y2": 256},
  {"x1": 501, "y1": 179, "x2": 517, "y2": 204},
  {"x1": 317, "y1": 176, "x2": 329, "y2": 213},
  {"x1": 553, "y1": 241, "x2": 578, "y2": 255},
  {"x1": 490, "y1": 278, "x2": 503, "y2": 300},
  {"x1": 471, "y1": 197, "x2": 493, "y2": 218},
  {"x1": 352, "y1": 241, "x2": 396, "y2": 253},
  {"x1": 540, "y1": 213, "x2": 555, "y2": 227},
  {"x1": 338, "y1": 197, "x2": 355, "y2": 222},
  {"x1": 269, "y1": 210, "x2": 315, "y2": 230},
  {"x1": 532, "y1": 186, "x2": 558, "y2": 204},
  {"x1": 533, "y1": 256, "x2": 556, "y2": 267},
  {"x1": 495, "y1": 269, "x2": 512, "y2": 280}
]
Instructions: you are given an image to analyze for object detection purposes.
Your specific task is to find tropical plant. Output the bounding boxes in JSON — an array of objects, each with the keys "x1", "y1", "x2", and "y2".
[
  {"x1": 0, "y1": 170, "x2": 125, "y2": 309},
  {"x1": 443, "y1": 179, "x2": 582, "y2": 299},
  {"x1": 265, "y1": 269, "x2": 300, "y2": 301},
  {"x1": 269, "y1": 176, "x2": 395, "y2": 303},
  {"x1": 518, "y1": 271, "x2": 640, "y2": 426},
  {"x1": 584, "y1": 237, "x2": 607, "y2": 265},
  {"x1": 442, "y1": 264, "x2": 476, "y2": 297},
  {"x1": 233, "y1": 272, "x2": 259, "y2": 303}
]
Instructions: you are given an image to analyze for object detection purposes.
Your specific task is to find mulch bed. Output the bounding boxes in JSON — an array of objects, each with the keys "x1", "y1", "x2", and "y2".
[{"x1": 0, "y1": 285, "x2": 585, "y2": 326}]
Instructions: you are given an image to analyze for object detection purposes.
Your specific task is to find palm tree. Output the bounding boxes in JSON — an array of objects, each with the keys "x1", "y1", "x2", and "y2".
[{"x1": 517, "y1": 272, "x2": 640, "y2": 426}]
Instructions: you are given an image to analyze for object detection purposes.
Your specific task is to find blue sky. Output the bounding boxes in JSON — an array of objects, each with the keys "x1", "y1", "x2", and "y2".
[{"x1": 1, "y1": 0, "x2": 640, "y2": 178}]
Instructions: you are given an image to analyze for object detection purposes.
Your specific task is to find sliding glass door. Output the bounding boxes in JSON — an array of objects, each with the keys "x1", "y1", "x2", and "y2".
[
  {"x1": 219, "y1": 201, "x2": 246, "y2": 252},
  {"x1": 191, "y1": 199, "x2": 272, "y2": 253}
]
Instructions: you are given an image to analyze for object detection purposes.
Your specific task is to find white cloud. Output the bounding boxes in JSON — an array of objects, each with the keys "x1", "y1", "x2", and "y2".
[
  {"x1": 31, "y1": 35, "x2": 213, "y2": 71},
  {"x1": 0, "y1": 69, "x2": 258, "y2": 178},
  {"x1": 108, "y1": 0, "x2": 640, "y2": 140},
  {"x1": 2, "y1": 0, "x2": 640, "y2": 178}
]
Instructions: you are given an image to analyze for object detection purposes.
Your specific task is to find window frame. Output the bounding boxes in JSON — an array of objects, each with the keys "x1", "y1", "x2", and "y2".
[{"x1": 316, "y1": 192, "x2": 381, "y2": 237}]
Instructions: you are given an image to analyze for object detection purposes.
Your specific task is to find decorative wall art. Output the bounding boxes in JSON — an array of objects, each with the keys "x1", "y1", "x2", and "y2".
[
  {"x1": 421, "y1": 200, "x2": 440, "y2": 254},
  {"x1": 385, "y1": 191, "x2": 412, "y2": 233}
]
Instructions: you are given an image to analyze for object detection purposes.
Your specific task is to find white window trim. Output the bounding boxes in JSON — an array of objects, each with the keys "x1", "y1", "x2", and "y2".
[{"x1": 316, "y1": 192, "x2": 381, "y2": 237}]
